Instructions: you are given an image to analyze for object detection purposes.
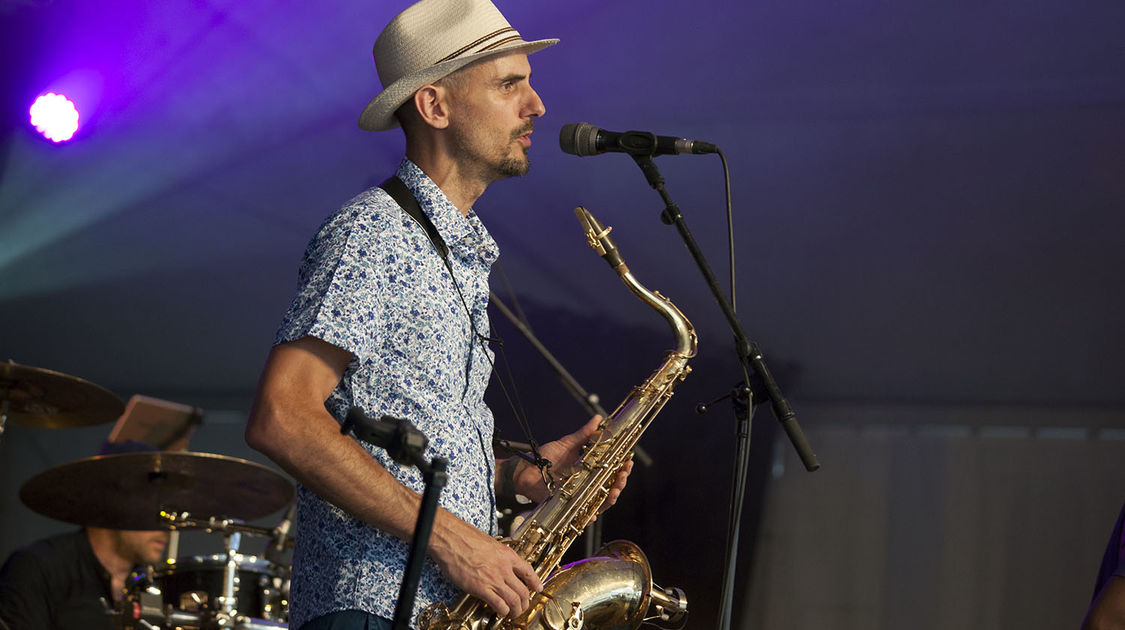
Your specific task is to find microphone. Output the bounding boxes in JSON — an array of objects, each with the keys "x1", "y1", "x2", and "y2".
[{"x1": 559, "y1": 122, "x2": 718, "y2": 157}]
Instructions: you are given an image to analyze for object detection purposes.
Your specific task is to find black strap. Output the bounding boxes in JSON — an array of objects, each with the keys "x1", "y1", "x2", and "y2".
[
  {"x1": 378, "y1": 174, "x2": 553, "y2": 490},
  {"x1": 380, "y1": 176, "x2": 449, "y2": 260}
]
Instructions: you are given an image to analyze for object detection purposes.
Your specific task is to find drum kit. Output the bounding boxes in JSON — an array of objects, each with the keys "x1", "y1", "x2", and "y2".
[{"x1": 2, "y1": 361, "x2": 297, "y2": 629}]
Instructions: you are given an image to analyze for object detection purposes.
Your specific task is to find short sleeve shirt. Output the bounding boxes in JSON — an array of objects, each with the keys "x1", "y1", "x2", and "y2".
[{"x1": 275, "y1": 158, "x2": 499, "y2": 627}]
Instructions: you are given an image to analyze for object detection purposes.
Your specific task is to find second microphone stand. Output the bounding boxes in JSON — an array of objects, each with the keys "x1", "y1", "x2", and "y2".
[{"x1": 628, "y1": 150, "x2": 820, "y2": 630}]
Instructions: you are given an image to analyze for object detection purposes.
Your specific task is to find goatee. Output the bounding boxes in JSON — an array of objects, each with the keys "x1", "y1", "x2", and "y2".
[{"x1": 497, "y1": 151, "x2": 530, "y2": 178}]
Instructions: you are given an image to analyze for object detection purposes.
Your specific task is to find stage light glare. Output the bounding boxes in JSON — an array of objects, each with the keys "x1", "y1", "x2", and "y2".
[{"x1": 29, "y1": 92, "x2": 81, "y2": 142}]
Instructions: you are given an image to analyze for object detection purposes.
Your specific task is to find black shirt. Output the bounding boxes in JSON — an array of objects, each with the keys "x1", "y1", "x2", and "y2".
[{"x1": 0, "y1": 529, "x2": 118, "y2": 630}]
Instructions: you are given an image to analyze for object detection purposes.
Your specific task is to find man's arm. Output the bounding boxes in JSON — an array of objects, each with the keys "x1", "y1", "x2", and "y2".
[{"x1": 245, "y1": 336, "x2": 542, "y2": 617}]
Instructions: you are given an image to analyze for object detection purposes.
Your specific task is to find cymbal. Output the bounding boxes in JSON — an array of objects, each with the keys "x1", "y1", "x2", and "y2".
[
  {"x1": 20, "y1": 452, "x2": 295, "y2": 530},
  {"x1": 0, "y1": 362, "x2": 124, "y2": 428}
]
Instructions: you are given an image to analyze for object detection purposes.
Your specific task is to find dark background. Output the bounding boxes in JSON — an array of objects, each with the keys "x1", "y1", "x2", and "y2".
[{"x1": 2, "y1": 1, "x2": 1123, "y2": 628}]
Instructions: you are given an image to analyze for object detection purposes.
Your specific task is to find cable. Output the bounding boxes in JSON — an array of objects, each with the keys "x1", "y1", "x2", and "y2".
[
  {"x1": 715, "y1": 148, "x2": 752, "y2": 630},
  {"x1": 435, "y1": 249, "x2": 554, "y2": 489}
]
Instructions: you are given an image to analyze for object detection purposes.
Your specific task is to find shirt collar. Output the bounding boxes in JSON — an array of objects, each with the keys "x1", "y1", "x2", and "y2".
[{"x1": 396, "y1": 158, "x2": 499, "y2": 267}]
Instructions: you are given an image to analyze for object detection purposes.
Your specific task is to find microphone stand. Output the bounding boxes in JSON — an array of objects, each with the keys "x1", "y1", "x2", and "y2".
[
  {"x1": 629, "y1": 153, "x2": 820, "y2": 630},
  {"x1": 341, "y1": 409, "x2": 448, "y2": 630}
]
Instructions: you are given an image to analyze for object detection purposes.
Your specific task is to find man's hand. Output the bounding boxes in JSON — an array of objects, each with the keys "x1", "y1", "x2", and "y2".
[
  {"x1": 430, "y1": 514, "x2": 543, "y2": 618},
  {"x1": 511, "y1": 415, "x2": 634, "y2": 510}
]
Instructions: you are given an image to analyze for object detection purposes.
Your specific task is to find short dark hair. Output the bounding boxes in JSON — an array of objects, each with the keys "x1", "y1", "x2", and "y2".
[
  {"x1": 393, "y1": 98, "x2": 422, "y2": 135},
  {"x1": 393, "y1": 67, "x2": 473, "y2": 134}
]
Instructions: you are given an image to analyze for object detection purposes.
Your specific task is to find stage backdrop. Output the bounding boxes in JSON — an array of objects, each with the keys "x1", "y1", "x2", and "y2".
[{"x1": 2, "y1": 1, "x2": 1124, "y2": 629}]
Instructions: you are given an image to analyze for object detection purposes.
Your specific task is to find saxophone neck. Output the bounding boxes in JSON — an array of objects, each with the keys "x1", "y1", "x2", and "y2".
[
  {"x1": 575, "y1": 206, "x2": 625, "y2": 272},
  {"x1": 574, "y1": 206, "x2": 697, "y2": 359}
]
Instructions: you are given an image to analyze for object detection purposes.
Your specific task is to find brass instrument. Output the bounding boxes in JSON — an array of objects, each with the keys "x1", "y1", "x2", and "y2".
[{"x1": 421, "y1": 207, "x2": 696, "y2": 630}]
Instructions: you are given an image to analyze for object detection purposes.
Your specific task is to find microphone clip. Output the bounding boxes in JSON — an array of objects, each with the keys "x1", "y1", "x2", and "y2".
[
  {"x1": 615, "y1": 130, "x2": 664, "y2": 155},
  {"x1": 342, "y1": 407, "x2": 431, "y2": 472}
]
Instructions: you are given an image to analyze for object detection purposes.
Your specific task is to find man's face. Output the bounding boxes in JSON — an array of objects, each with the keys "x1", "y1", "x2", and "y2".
[
  {"x1": 442, "y1": 52, "x2": 545, "y2": 182},
  {"x1": 115, "y1": 530, "x2": 170, "y2": 566}
]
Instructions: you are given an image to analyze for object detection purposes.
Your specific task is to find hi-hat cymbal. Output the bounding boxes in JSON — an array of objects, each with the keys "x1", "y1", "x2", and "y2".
[
  {"x1": 19, "y1": 452, "x2": 295, "y2": 530},
  {"x1": 0, "y1": 361, "x2": 124, "y2": 428}
]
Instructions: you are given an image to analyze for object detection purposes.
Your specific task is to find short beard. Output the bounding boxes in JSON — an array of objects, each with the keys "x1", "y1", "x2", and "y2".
[
  {"x1": 493, "y1": 120, "x2": 535, "y2": 178},
  {"x1": 496, "y1": 150, "x2": 529, "y2": 178},
  {"x1": 447, "y1": 120, "x2": 533, "y2": 182}
]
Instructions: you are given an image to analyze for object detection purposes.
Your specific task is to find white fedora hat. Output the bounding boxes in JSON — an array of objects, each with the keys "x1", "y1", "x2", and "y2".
[{"x1": 358, "y1": 0, "x2": 559, "y2": 132}]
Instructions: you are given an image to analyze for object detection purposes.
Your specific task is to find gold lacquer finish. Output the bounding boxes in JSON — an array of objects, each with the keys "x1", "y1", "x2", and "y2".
[{"x1": 421, "y1": 207, "x2": 694, "y2": 630}]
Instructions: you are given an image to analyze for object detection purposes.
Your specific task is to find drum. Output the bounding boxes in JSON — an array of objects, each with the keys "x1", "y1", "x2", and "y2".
[{"x1": 153, "y1": 554, "x2": 287, "y2": 624}]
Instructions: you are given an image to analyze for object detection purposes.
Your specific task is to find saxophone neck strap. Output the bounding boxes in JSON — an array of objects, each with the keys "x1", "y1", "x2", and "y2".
[
  {"x1": 379, "y1": 173, "x2": 555, "y2": 491},
  {"x1": 379, "y1": 175, "x2": 450, "y2": 261}
]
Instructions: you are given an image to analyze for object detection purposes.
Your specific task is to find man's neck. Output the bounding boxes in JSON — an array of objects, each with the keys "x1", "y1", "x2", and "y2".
[
  {"x1": 86, "y1": 528, "x2": 132, "y2": 598},
  {"x1": 405, "y1": 149, "x2": 488, "y2": 217}
]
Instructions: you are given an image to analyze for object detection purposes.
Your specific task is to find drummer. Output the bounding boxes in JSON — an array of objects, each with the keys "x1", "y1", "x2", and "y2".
[{"x1": 0, "y1": 441, "x2": 170, "y2": 630}]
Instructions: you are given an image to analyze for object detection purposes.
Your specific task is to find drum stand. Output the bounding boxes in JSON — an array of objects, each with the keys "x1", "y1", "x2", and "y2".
[
  {"x1": 215, "y1": 530, "x2": 243, "y2": 627},
  {"x1": 150, "y1": 512, "x2": 288, "y2": 630}
]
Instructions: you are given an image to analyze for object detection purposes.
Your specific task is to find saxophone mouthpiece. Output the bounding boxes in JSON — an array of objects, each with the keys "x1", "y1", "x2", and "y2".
[{"x1": 574, "y1": 206, "x2": 624, "y2": 270}]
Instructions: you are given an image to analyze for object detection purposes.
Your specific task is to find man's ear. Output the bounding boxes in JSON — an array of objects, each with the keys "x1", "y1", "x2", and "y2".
[{"x1": 414, "y1": 84, "x2": 452, "y2": 130}]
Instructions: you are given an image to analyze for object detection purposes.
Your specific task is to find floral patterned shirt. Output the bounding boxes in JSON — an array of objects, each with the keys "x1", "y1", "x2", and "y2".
[{"x1": 275, "y1": 158, "x2": 499, "y2": 627}]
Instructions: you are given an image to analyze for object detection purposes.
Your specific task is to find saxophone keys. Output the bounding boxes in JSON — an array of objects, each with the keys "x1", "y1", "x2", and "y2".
[{"x1": 565, "y1": 602, "x2": 584, "y2": 630}]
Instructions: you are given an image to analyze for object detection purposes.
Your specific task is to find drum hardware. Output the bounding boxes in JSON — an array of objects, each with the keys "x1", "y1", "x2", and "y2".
[
  {"x1": 217, "y1": 531, "x2": 243, "y2": 627},
  {"x1": 137, "y1": 551, "x2": 289, "y2": 628},
  {"x1": 4, "y1": 368, "x2": 297, "y2": 628},
  {"x1": 160, "y1": 511, "x2": 283, "y2": 541},
  {"x1": 120, "y1": 541, "x2": 290, "y2": 629},
  {"x1": 17, "y1": 450, "x2": 295, "y2": 628},
  {"x1": 139, "y1": 510, "x2": 293, "y2": 629},
  {"x1": 159, "y1": 508, "x2": 292, "y2": 625}
]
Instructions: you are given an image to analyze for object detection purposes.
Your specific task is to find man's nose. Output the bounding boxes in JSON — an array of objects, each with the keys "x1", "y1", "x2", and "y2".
[{"x1": 525, "y1": 86, "x2": 546, "y2": 118}]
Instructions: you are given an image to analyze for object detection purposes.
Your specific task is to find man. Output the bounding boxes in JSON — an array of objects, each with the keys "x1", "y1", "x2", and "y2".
[
  {"x1": 245, "y1": 1, "x2": 630, "y2": 629},
  {"x1": 0, "y1": 528, "x2": 169, "y2": 630}
]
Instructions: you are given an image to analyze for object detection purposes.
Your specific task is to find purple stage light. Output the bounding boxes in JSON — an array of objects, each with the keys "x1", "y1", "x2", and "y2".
[{"x1": 29, "y1": 93, "x2": 81, "y2": 142}]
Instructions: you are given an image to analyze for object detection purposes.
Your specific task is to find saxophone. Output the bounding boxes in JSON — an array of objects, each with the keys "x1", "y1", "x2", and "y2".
[{"x1": 421, "y1": 206, "x2": 696, "y2": 630}]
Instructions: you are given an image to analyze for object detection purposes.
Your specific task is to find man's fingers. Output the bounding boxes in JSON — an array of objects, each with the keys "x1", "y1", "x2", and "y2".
[
  {"x1": 613, "y1": 461, "x2": 634, "y2": 488},
  {"x1": 513, "y1": 556, "x2": 544, "y2": 592},
  {"x1": 483, "y1": 586, "x2": 511, "y2": 618},
  {"x1": 498, "y1": 588, "x2": 523, "y2": 619},
  {"x1": 490, "y1": 557, "x2": 538, "y2": 619},
  {"x1": 501, "y1": 573, "x2": 531, "y2": 616},
  {"x1": 597, "y1": 463, "x2": 633, "y2": 513},
  {"x1": 601, "y1": 489, "x2": 621, "y2": 513},
  {"x1": 577, "y1": 414, "x2": 604, "y2": 440}
]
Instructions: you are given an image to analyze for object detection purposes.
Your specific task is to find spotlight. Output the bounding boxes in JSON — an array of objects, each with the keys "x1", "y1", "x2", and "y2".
[{"x1": 29, "y1": 93, "x2": 80, "y2": 142}]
